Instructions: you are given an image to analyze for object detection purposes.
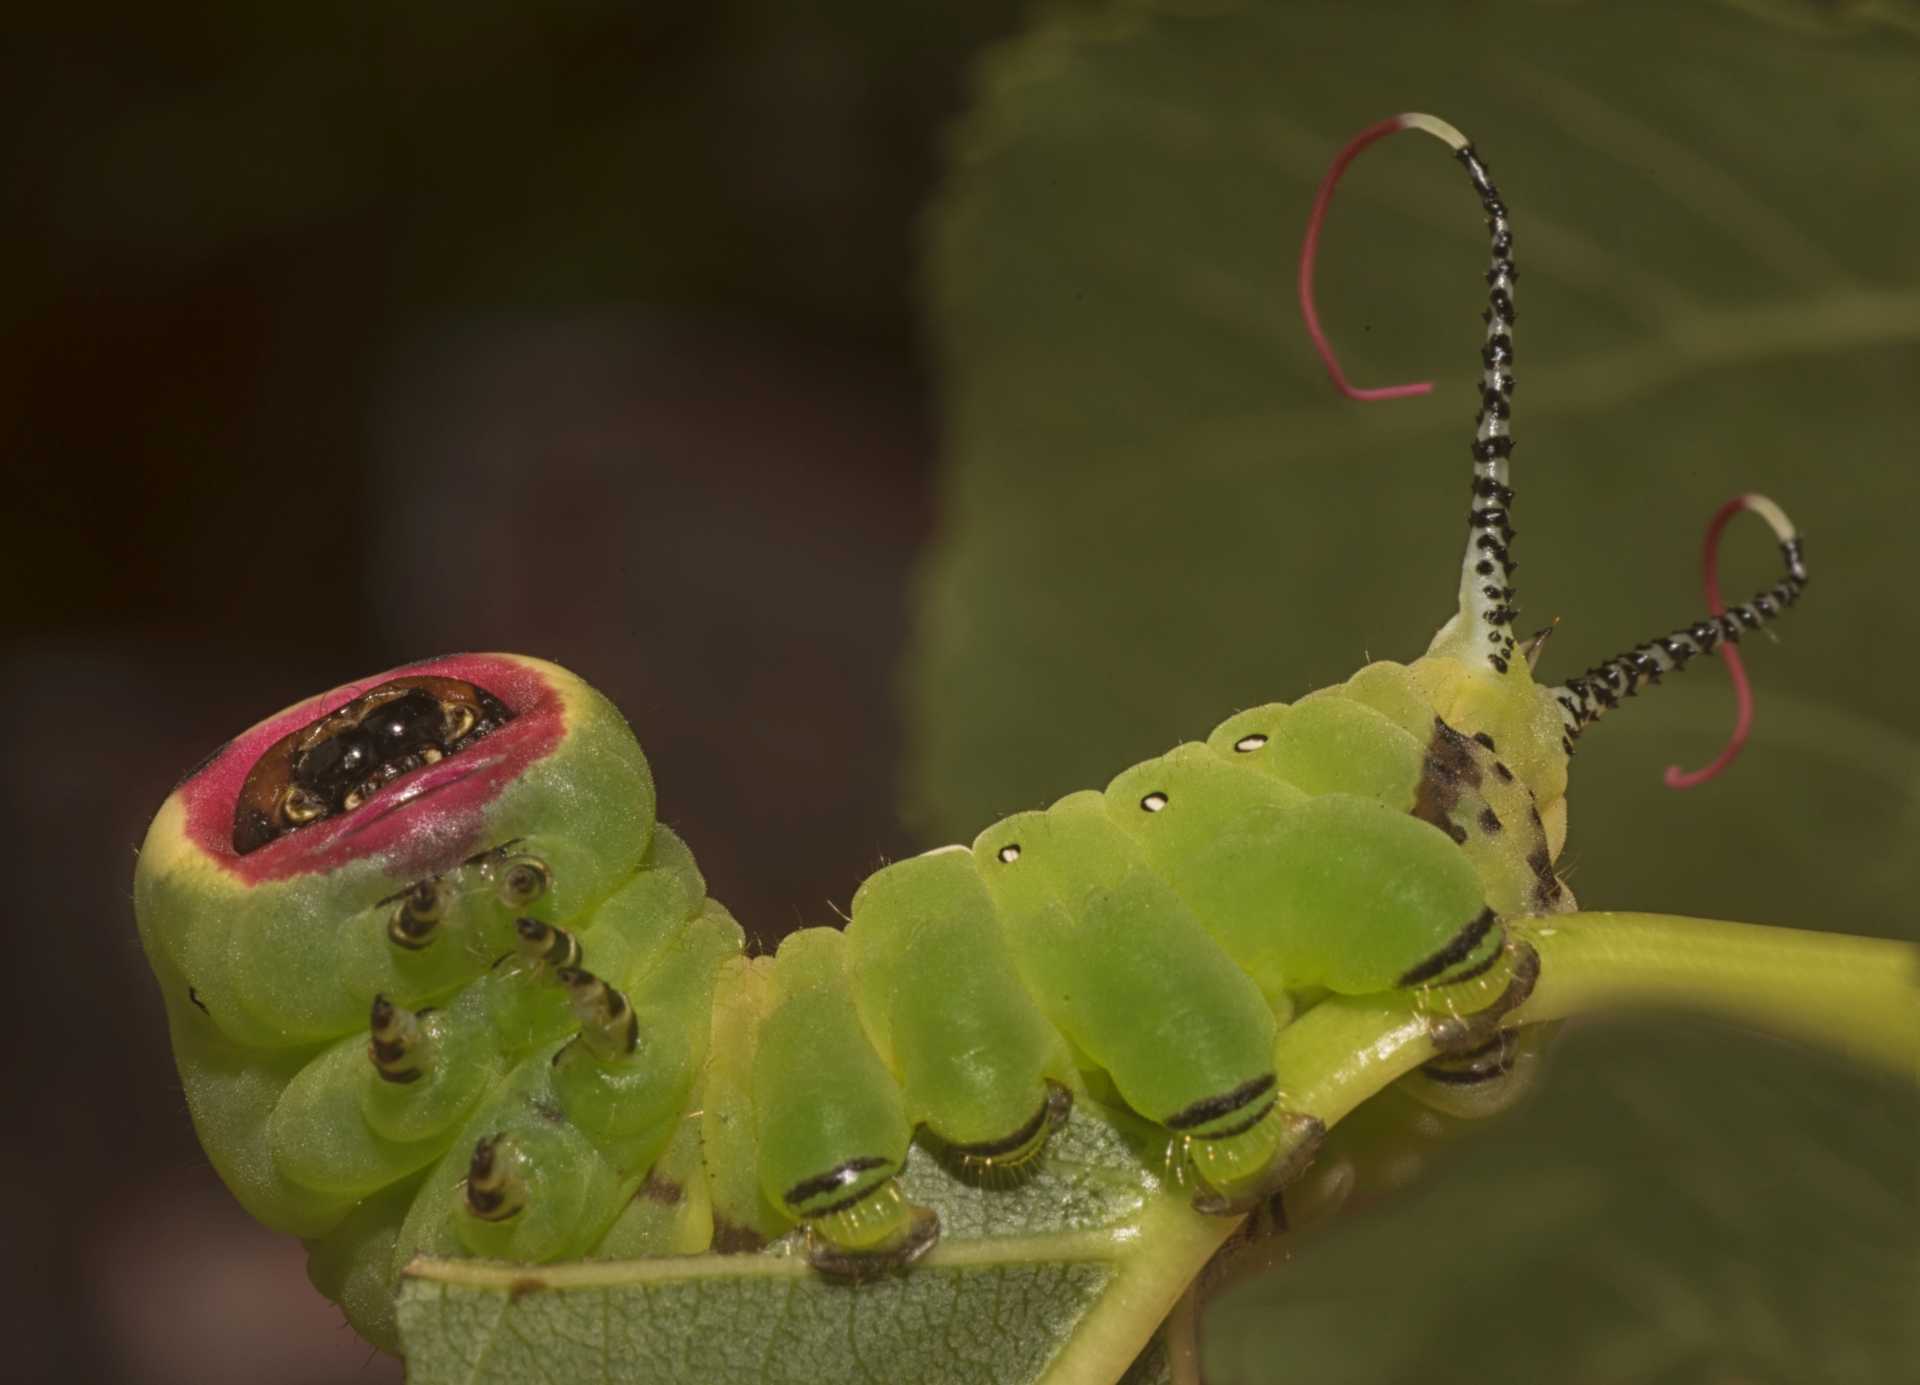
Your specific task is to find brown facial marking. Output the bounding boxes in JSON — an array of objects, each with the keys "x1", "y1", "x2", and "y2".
[
  {"x1": 231, "y1": 676, "x2": 513, "y2": 854},
  {"x1": 1527, "y1": 842, "x2": 1564, "y2": 907}
]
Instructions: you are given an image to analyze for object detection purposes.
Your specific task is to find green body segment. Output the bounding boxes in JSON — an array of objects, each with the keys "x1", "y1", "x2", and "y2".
[
  {"x1": 698, "y1": 956, "x2": 793, "y2": 1249},
  {"x1": 1206, "y1": 696, "x2": 1424, "y2": 808},
  {"x1": 752, "y1": 928, "x2": 914, "y2": 1235},
  {"x1": 971, "y1": 792, "x2": 1279, "y2": 1134},
  {"x1": 1328, "y1": 661, "x2": 1447, "y2": 739},
  {"x1": 591, "y1": 1116, "x2": 715, "y2": 1260},
  {"x1": 1105, "y1": 745, "x2": 1492, "y2": 996},
  {"x1": 846, "y1": 847, "x2": 1071, "y2": 1153},
  {"x1": 551, "y1": 901, "x2": 740, "y2": 1170}
]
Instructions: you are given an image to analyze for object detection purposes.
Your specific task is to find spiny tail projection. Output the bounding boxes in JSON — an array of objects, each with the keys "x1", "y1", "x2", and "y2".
[
  {"x1": 1551, "y1": 493, "x2": 1809, "y2": 761},
  {"x1": 1299, "y1": 115, "x2": 1808, "y2": 780},
  {"x1": 1300, "y1": 112, "x2": 1522, "y2": 675}
]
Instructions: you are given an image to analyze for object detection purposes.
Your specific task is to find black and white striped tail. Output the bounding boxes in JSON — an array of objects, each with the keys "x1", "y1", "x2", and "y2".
[
  {"x1": 1453, "y1": 133, "x2": 1521, "y2": 677},
  {"x1": 1298, "y1": 112, "x2": 1526, "y2": 676},
  {"x1": 1550, "y1": 495, "x2": 1808, "y2": 753}
]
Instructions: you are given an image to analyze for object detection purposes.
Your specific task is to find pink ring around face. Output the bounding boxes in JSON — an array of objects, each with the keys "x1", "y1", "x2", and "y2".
[{"x1": 177, "y1": 654, "x2": 567, "y2": 886}]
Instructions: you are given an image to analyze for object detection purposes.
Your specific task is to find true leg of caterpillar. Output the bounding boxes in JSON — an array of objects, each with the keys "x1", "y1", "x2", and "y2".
[
  {"x1": 268, "y1": 1027, "x2": 466, "y2": 1198},
  {"x1": 270, "y1": 985, "x2": 505, "y2": 1196},
  {"x1": 453, "y1": 1114, "x2": 622, "y2": 1261},
  {"x1": 464, "y1": 1133, "x2": 527, "y2": 1222},
  {"x1": 555, "y1": 967, "x2": 640, "y2": 1060},
  {"x1": 359, "y1": 992, "x2": 503, "y2": 1142},
  {"x1": 550, "y1": 905, "x2": 741, "y2": 1170},
  {"x1": 367, "y1": 994, "x2": 425, "y2": 1081},
  {"x1": 473, "y1": 826, "x2": 708, "y2": 1053},
  {"x1": 846, "y1": 848, "x2": 1078, "y2": 1167},
  {"x1": 752, "y1": 928, "x2": 938, "y2": 1270},
  {"x1": 513, "y1": 915, "x2": 581, "y2": 971},
  {"x1": 424, "y1": 881, "x2": 742, "y2": 1265}
]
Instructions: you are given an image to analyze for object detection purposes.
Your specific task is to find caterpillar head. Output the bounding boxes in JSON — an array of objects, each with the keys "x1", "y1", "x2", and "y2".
[{"x1": 134, "y1": 653, "x2": 656, "y2": 1061}]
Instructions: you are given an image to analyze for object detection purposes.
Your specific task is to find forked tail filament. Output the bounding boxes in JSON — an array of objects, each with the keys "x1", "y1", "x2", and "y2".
[{"x1": 1663, "y1": 495, "x2": 1801, "y2": 790}]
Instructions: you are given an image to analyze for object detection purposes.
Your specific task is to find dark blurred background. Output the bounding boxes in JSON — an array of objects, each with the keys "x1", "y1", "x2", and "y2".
[{"x1": 3, "y1": 5, "x2": 1024, "y2": 1381}]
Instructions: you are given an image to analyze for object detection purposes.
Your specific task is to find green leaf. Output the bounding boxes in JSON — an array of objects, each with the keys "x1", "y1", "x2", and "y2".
[
  {"x1": 910, "y1": 0, "x2": 1920, "y2": 1380},
  {"x1": 398, "y1": 1097, "x2": 1235, "y2": 1385}
]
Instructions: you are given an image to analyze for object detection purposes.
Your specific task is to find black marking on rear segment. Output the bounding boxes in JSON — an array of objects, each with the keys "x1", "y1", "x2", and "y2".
[
  {"x1": 1527, "y1": 841, "x2": 1564, "y2": 907},
  {"x1": 1194, "y1": 1095, "x2": 1280, "y2": 1143},
  {"x1": 784, "y1": 1155, "x2": 892, "y2": 1210},
  {"x1": 1164, "y1": 1072, "x2": 1278, "y2": 1132},
  {"x1": 1428, "y1": 931, "x2": 1509, "y2": 988},
  {"x1": 1412, "y1": 716, "x2": 1483, "y2": 844},
  {"x1": 1397, "y1": 907, "x2": 1499, "y2": 987},
  {"x1": 945, "y1": 1087, "x2": 1066, "y2": 1161}
]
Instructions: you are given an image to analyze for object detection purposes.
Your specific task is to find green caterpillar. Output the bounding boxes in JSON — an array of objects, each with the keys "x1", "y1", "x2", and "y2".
[{"x1": 130, "y1": 113, "x2": 1809, "y2": 1352}]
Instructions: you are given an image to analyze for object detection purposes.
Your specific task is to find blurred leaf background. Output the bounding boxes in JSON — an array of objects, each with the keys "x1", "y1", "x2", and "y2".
[
  {"x1": 5, "y1": 1, "x2": 1913, "y2": 1382},
  {"x1": 915, "y1": 1, "x2": 1917, "y2": 1381}
]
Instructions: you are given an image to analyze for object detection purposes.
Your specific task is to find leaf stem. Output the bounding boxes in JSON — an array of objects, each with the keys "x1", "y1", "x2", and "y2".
[
  {"x1": 1513, "y1": 912, "x2": 1918, "y2": 1077},
  {"x1": 1273, "y1": 913, "x2": 1916, "y2": 1132}
]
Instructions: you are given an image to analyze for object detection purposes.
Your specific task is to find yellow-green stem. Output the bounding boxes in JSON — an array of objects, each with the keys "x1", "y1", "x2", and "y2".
[
  {"x1": 1514, "y1": 911, "x2": 1917, "y2": 1077},
  {"x1": 1268, "y1": 912, "x2": 1915, "y2": 1132}
]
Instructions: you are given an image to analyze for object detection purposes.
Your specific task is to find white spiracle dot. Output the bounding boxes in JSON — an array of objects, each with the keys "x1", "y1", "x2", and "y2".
[
  {"x1": 997, "y1": 844, "x2": 1021, "y2": 864},
  {"x1": 1233, "y1": 733, "x2": 1268, "y2": 753},
  {"x1": 1141, "y1": 792, "x2": 1168, "y2": 813}
]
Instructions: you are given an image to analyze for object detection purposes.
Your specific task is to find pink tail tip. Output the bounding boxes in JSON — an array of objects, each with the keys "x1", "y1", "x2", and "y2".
[
  {"x1": 1298, "y1": 116, "x2": 1435, "y2": 403},
  {"x1": 1664, "y1": 495, "x2": 1761, "y2": 791}
]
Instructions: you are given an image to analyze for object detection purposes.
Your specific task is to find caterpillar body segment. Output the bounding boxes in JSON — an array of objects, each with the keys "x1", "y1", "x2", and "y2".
[
  {"x1": 845, "y1": 848, "x2": 1077, "y2": 1164},
  {"x1": 973, "y1": 793, "x2": 1284, "y2": 1146},
  {"x1": 592, "y1": 1116, "x2": 718, "y2": 1261},
  {"x1": 699, "y1": 957, "x2": 794, "y2": 1252},
  {"x1": 1207, "y1": 697, "x2": 1422, "y2": 807},
  {"x1": 751, "y1": 928, "x2": 934, "y2": 1265}
]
